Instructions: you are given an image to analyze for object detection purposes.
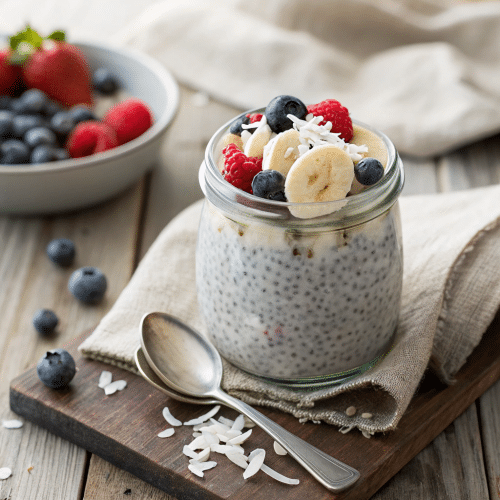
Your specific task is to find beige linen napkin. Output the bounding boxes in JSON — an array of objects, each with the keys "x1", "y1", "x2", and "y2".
[
  {"x1": 113, "y1": 0, "x2": 500, "y2": 157},
  {"x1": 79, "y1": 184, "x2": 500, "y2": 434}
]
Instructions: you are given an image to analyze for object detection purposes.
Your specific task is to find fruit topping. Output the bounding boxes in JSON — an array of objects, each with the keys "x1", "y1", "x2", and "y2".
[
  {"x1": 222, "y1": 143, "x2": 262, "y2": 194},
  {"x1": 66, "y1": 121, "x2": 119, "y2": 158},
  {"x1": 12, "y1": 88, "x2": 48, "y2": 114},
  {"x1": 247, "y1": 113, "x2": 263, "y2": 123},
  {"x1": 68, "y1": 266, "x2": 107, "y2": 304},
  {"x1": 265, "y1": 95, "x2": 308, "y2": 134},
  {"x1": 243, "y1": 115, "x2": 272, "y2": 158},
  {"x1": 251, "y1": 170, "x2": 287, "y2": 201},
  {"x1": 306, "y1": 99, "x2": 353, "y2": 142},
  {"x1": 24, "y1": 126, "x2": 57, "y2": 149},
  {"x1": 0, "y1": 110, "x2": 14, "y2": 138},
  {"x1": 32, "y1": 308, "x2": 59, "y2": 335},
  {"x1": 0, "y1": 48, "x2": 22, "y2": 96},
  {"x1": 284, "y1": 144, "x2": 354, "y2": 218},
  {"x1": 92, "y1": 67, "x2": 119, "y2": 95},
  {"x1": 354, "y1": 157, "x2": 384, "y2": 186},
  {"x1": 229, "y1": 115, "x2": 250, "y2": 136},
  {"x1": 103, "y1": 97, "x2": 153, "y2": 145},
  {"x1": 262, "y1": 128, "x2": 300, "y2": 176},
  {"x1": 69, "y1": 105, "x2": 97, "y2": 125},
  {"x1": 36, "y1": 348, "x2": 76, "y2": 389},
  {"x1": 46, "y1": 238, "x2": 76, "y2": 266}
]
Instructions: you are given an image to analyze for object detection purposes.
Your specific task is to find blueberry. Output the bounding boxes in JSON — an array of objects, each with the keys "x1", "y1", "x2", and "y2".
[
  {"x1": 229, "y1": 115, "x2": 250, "y2": 136},
  {"x1": 265, "y1": 95, "x2": 307, "y2": 134},
  {"x1": 251, "y1": 170, "x2": 287, "y2": 201},
  {"x1": 43, "y1": 99, "x2": 63, "y2": 118},
  {"x1": 36, "y1": 348, "x2": 76, "y2": 389},
  {"x1": 92, "y1": 68, "x2": 119, "y2": 95},
  {"x1": 1, "y1": 140, "x2": 30, "y2": 164},
  {"x1": 50, "y1": 111, "x2": 75, "y2": 139},
  {"x1": 354, "y1": 157, "x2": 385, "y2": 186},
  {"x1": 24, "y1": 126, "x2": 57, "y2": 149},
  {"x1": 12, "y1": 114, "x2": 45, "y2": 138},
  {"x1": 0, "y1": 96, "x2": 13, "y2": 111},
  {"x1": 69, "y1": 106, "x2": 96, "y2": 125},
  {"x1": 46, "y1": 238, "x2": 76, "y2": 266},
  {"x1": 30, "y1": 144, "x2": 59, "y2": 164},
  {"x1": 68, "y1": 266, "x2": 107, "y2": 304},
  {"x1": 33, "y1": 308, "x2": 59, "y2": 335},
  {"x1": 0, "y1": 110, "x2": 14, "y2": 139},
  {"x1": 54, "y1": 148, "x2": 70, "y2": 161},
  {"x1": 13, "y1": 89, "x2": 48, "y2": 115}
]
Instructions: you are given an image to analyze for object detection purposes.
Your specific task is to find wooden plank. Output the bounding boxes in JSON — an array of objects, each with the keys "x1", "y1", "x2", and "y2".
[
  {"x1": 9, "y1": 311, "x2": 500, "y2": 500},
  {"x1": 0, "y1": 182, "x2": 144, "y2": 500}
]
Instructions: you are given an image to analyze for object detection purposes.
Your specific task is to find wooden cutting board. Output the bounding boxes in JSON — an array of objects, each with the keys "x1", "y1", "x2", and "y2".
[{"x1": 9, "y1": 314, "x2": 500, "y2": 500}]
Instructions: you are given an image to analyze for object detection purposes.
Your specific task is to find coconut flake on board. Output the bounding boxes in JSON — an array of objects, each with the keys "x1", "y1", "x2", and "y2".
[{"x1": 2, "y1": 419, "x2": 23, "y2": 429}]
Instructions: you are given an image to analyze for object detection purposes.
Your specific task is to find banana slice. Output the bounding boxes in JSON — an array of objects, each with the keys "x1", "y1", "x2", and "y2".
[
  {"x1": 350, "y1": 124, "x2": 388, "y2": 167},
  {"x1": 285, "y1": 144, "x2": 354, "y2": 219},
  {"x1": 262, "y1": 129, "x2": 301, "y2": 176},
  {"x1": 244, "y1": 124, "x2": 272, "y2": 158},
  {"x1": 348, "y1": 125, "x2": 388, "y2": 195}
]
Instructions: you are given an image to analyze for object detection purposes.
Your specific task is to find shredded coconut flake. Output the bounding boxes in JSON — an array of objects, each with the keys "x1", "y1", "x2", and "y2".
[
  {"x1": 0, "y1": 467, "x2": 12, "y2": 480},
  {"x1": 273, "y1": 441, "x2": 287, "y2": 455},
  {"x1": 189, "y1": 436, "x2": 209, "y2": 450},
  {"x1": 191, "y1": 460, "x2": 217, "y2": 472},
  {"x1": 218, "y1": 416, "x2": 235, "y2": 427},
  {"x1": 247, "y1": 448, "x2": 265, "y2": 461},
  {"x1": 227, "y1": 428, "x2": 252, "y2": 445},
  {"x1": 231, "y1": 414, "x2": 245, "y2": 432},
  {"x1": 98, "y1": 370, "x2": 113, "y2": 388},
  {"x1": 184, "y1": 406, "x2": 220, "y2": 426},
  {"x1": 183, "y1": 445, "x2": 198, "y2": 459},
  {"x1": 2, "y1": 419, "x2": 23, "y2": 429},
  {"x1": 261, "y1": 464, "x2": 299, "y2": 485},
  {"x1": 104, "y1": 380, "x2": 127, "y2": 395},
  {"x1": 194, "y1": 447, "x2": 211, "y2": 463},
  {"x1": 243, "y1": 450, "x2": 265, "y2": 479},
  {"x1": 158, "y1": 428, "x2": 175, "y2": 438},
  {"x1": 162, "y1": 407, "x2": 182, "y2": 427},
  {"x1": 226, "y1": 451, "x2": 249, "y2": 469},
  {"x1": 188, "y1": 463, "x2": 204, "y2": 477}
]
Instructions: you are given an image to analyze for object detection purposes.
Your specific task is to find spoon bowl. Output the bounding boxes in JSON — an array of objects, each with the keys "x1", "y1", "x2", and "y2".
[{"x1": 140, "y1": 311, "x2": 360, "y2": 493}]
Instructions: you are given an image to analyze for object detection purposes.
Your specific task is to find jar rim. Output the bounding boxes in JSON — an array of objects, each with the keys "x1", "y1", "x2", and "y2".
[{"x1": 201, "y1": 107, "x2": 404, "y2": 229}]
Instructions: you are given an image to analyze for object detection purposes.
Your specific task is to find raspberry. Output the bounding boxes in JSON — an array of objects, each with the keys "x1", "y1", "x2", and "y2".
[
  {"x1": 66, "y1": 121, "x2": 119, "y2": 158},
  {"x1": 103, "y1": 98, "x2": 153, "y2": 145},
  {"x1": 246, "y1": 113, "x2": 263, "y2": 124},
  {"x1": 222, "y1": 143, "x2": 262, "y2": 193},
  {"x1": 307, "y1": 99, "x2": 353, "y2": 142}
]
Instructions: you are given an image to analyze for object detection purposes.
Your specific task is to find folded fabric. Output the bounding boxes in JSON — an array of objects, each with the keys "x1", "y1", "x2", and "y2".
[
  {"x1": 79, "y1": 184, "x2": 500, "y2": 434},
  {"x1": 113, "y1": 0, "x2": 500, "y2": 157}
]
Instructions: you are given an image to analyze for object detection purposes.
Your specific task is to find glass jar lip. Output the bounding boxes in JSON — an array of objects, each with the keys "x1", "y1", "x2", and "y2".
[{"x1": 202, "y1": 107, "x2": 404, "y2": 227}]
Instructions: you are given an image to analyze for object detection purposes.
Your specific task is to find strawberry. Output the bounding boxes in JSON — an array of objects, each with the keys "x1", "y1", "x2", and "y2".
[
  {"x1": 307, "y1": 99, "x2": 353, "y2": 142},
  {"x1": 0, "y1": 48, "x2": 22, "y2": 95},
  {"x1": 103, "y1": 98, "x2": 153, "y2": 145},
  {"x1": 10, "y1": 26, "x2": 92, "y2": 107},
  {"x1": 66, "y1": 121, "x2": 119, "y2": 158}
]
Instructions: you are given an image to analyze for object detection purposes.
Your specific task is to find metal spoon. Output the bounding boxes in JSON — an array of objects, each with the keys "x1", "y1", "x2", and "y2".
[
  {"x1": 140, "y1": 311, "x2": 360, "y2": 492},
  {"x1": 134, "y1": 346, "x2": 219, "y2": 405}
]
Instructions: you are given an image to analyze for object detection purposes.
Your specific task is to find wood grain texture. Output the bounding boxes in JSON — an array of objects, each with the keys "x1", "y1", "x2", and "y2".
[
  {"x1": 9, "y1": 313, "x2": 500, "y2": 500},
  {"x1": 0, "y1": 182, "x2": 144, "y2": 500}
]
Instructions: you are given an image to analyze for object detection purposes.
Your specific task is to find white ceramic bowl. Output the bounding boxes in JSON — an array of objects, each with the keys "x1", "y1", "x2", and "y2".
[{"x1": 0, "y1": 40, "x2": 179, "y2": 214}]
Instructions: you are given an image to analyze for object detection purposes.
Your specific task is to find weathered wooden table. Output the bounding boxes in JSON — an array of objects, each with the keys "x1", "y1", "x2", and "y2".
[{"x1": 1, "y1": 87, "x2": 499, "y2": 499}]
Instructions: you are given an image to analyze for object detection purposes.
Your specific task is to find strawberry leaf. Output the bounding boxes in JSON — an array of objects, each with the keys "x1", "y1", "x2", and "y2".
[
  {"x1": 10, "y1": 25, "x2": 44, "y2": 51},
  {"x1": 46, "y1": 30, "x2": 65, "y2": 42}
]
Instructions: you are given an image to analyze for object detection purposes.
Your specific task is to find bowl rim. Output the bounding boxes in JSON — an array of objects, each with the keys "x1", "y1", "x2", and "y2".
[{"x1": 0, "y1": 39, "x2": 180, "y2": 176}]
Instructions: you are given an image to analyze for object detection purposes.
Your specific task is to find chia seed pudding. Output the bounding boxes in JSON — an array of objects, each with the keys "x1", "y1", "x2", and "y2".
[{"x1": 196, "y1": 96, "x2": 404, "y2": 388}]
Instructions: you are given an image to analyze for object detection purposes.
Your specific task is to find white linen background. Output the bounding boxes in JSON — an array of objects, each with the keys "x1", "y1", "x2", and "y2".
[{"x1": 0, "y1": 0, "x2": 499, "y2": 157}]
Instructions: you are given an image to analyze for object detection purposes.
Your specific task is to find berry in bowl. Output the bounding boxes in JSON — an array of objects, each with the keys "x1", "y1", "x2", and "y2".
[
  {"x1": 0, "y1": 26, "x2": 179, "y2": 214},
  {"x1": 196, "y1": 95, "x2": 404, "y2": 389}
]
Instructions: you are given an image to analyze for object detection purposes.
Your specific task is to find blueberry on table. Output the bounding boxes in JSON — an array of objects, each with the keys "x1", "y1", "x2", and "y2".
[
  {"x1": 46, "y1": 238, "x2": 76, "y2": 266},
  {"x1": 36, "y1": 349, "x2": 76, "y2": 389},
  {"x1": 265, "y1": 95, "x2": 308, "y2": 134},
  {"x1": 32, "y1": 308, "x2": 59, "y2": 335},
  {"x1": 252, "y1": 170, "x2": 287, "y2": 201},
  {"x1": 1, "y1": 139, "x2": 30, "y2": 164},
  {"x1": 69, "y1": 106, "x2": 97, "y2": 125},
  {"x1": 229, "y1": 115, "x2": 250, "y2": 136},
  {"x1": 92, "y1": 67, "x2": 119, "y2": 95},
  {"x1": 68, "y1": 266, "x2": 107, "y2": 304},
  {"x1": 354, "y1": 157, "x2": 385, "y2": 186}
]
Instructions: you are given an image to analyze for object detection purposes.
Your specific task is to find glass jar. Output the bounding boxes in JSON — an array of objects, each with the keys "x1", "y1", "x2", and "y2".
[{"x1": 196, "y1": 110, "x2": 404, "y2": 390}]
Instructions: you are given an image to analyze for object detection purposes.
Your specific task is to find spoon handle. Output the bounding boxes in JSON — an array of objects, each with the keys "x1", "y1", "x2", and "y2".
[{"x1": 215, "y1": 389, "x2": 360, "y2": 492}]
